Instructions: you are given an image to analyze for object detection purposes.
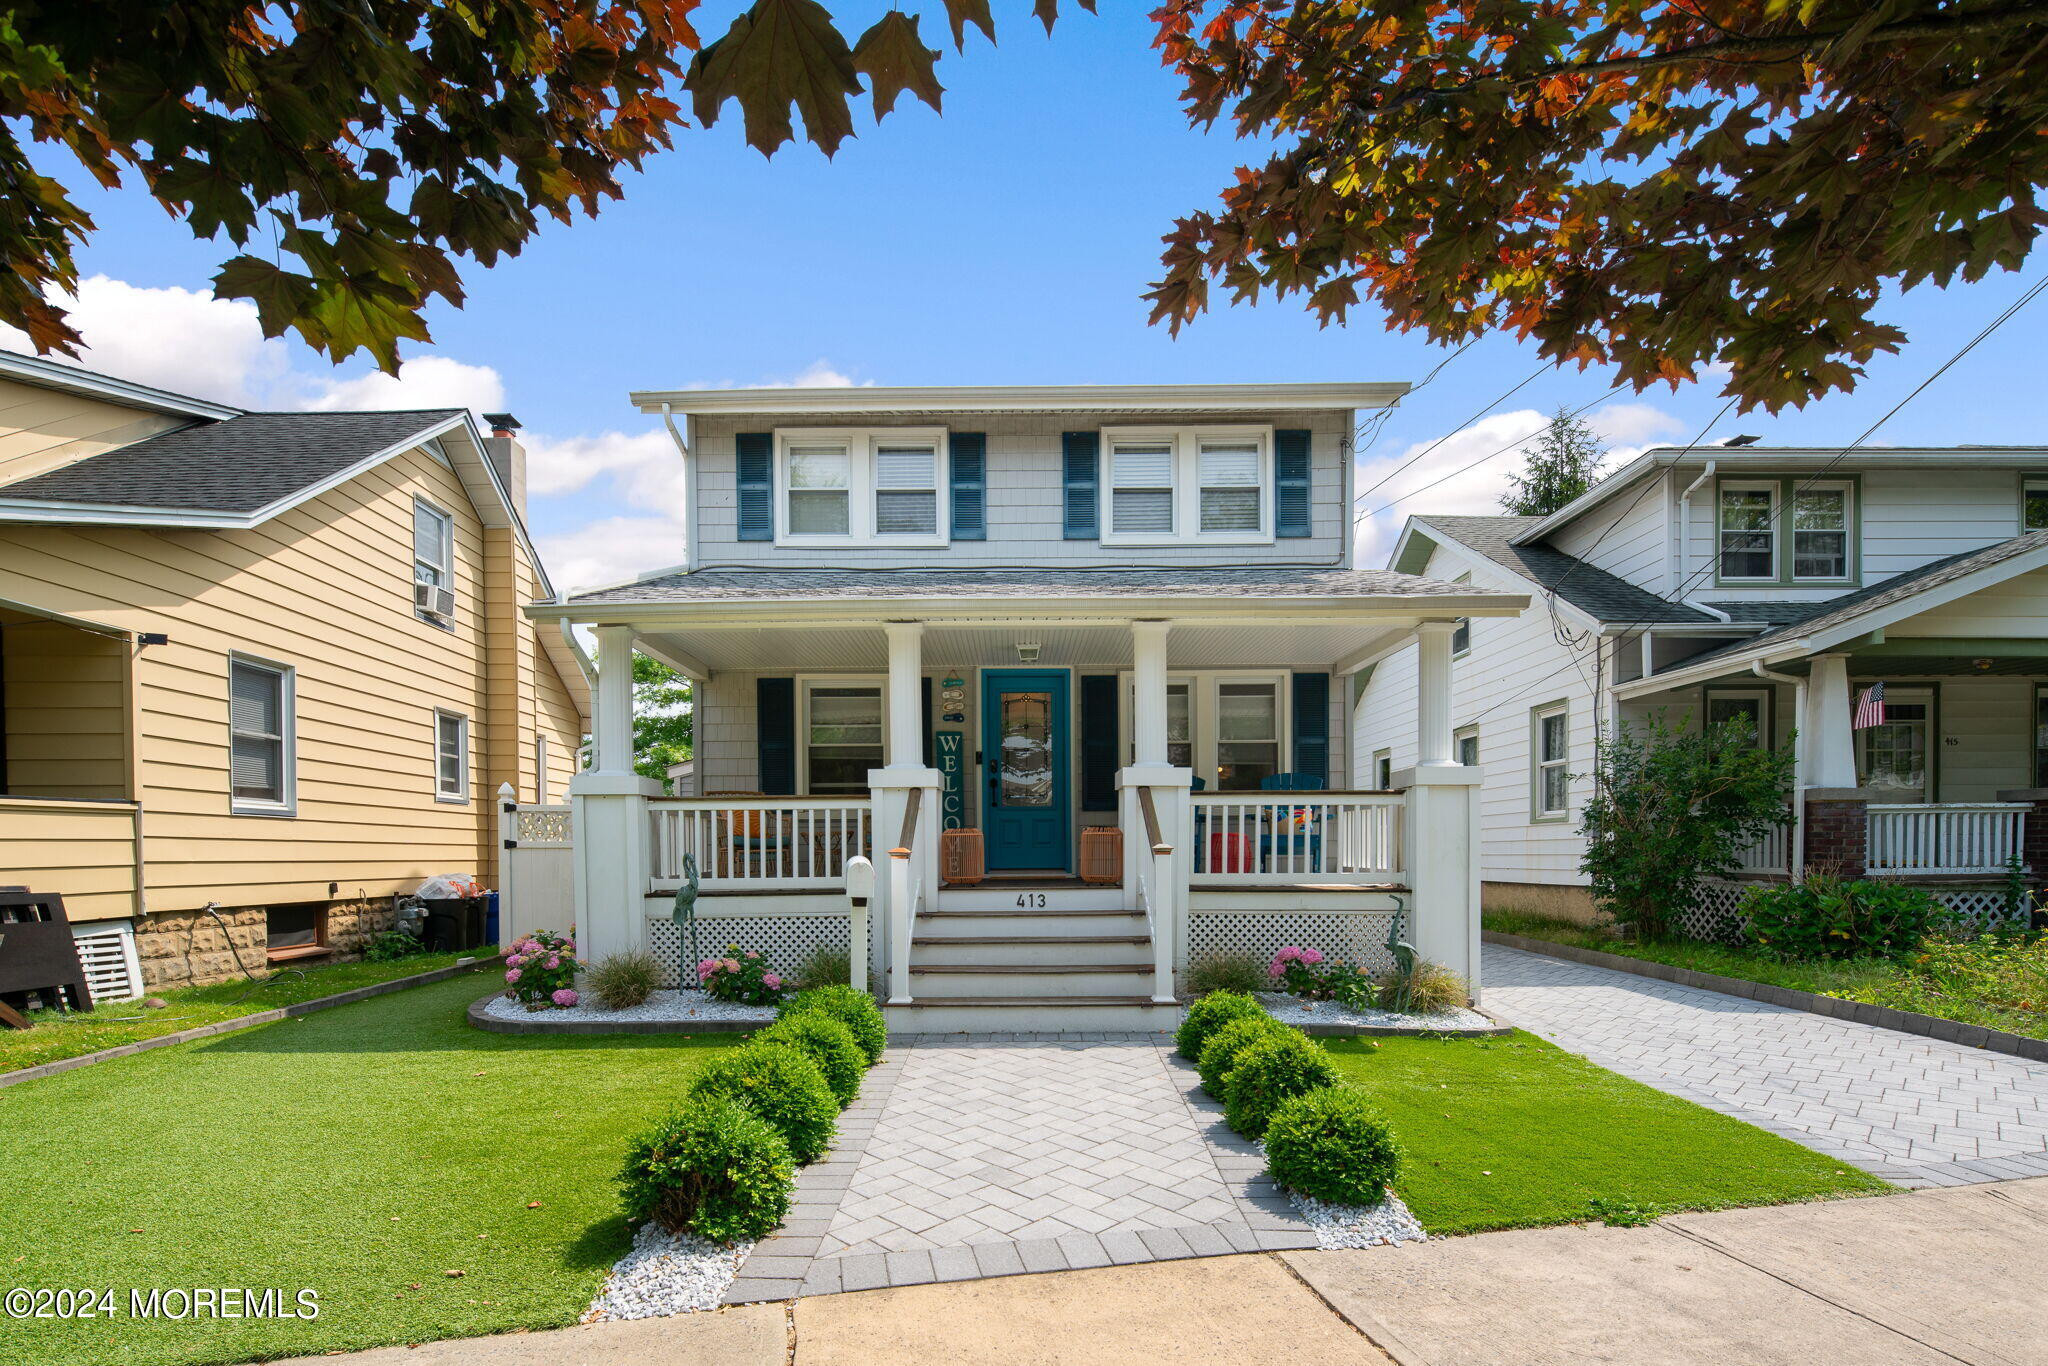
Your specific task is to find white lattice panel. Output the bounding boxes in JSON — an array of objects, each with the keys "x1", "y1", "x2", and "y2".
[
  {"x1": 513, "y1": 806, "x2": 572, "y2": 847},
  {"x1": 1931, "y1": 887, "x2": 2029, "y2": 932},
  {"x1": 1678, "y1": 880, "x2": 2026, "y2": 945},
  {"x1": 647, "y1": 915, "x2": 849, "y2": 988},
  {"x1": 1188, "y1": 910, "x2": 1404, "y2": 978}
]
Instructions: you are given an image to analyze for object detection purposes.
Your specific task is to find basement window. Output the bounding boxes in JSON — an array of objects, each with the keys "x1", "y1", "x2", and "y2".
[{"x1": 267, "y1": 904, "x2": 329, "y2": 962}]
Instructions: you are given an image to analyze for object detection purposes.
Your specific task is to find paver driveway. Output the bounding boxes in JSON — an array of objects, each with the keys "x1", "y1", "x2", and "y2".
[
  {"x1": 722, "y1": 1034, "x2": 1318, "y2": 1304},
  {"x1": 1484, "y1": 944, "x2": 2048, "y2": 1187}
]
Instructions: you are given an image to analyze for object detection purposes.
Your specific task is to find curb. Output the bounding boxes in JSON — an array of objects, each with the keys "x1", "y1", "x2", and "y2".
[
  {"x1": 466, "y1": 990, "x2": 770, "y2": 1035},
  {"x1": 0, "y1": 958, "x2": 494, "y2": 1088},
  {"x1": 1484, "y1": 930, "x2": 2048, "y2": 1063}
]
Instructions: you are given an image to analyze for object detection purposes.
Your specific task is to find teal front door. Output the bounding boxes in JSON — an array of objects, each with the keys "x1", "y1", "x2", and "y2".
[{"x1": 981, "y1": 670, "x2": 1070, "y2": 871}]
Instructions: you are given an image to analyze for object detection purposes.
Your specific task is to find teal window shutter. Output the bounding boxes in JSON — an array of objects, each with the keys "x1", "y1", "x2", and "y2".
[
  {"x1": 757, "y1": 677, "x2": 795, "y2": 793},
  {"x1": 1275, "y1": 429, "x2": 1311, "y2": 538},
  {"x1": 1079, "y1": 674, "x2": 1118, "y2": 810},
  {"x1": 1063, "y1": 431, "x2": 1100, "y2": 539},
  {"x1": 950, "y1": 433, "x2": 987, "y2": 540},
  {"x1": 1292, "y1": 672, "x2": 1329, "y2": 784},
  {"x1": 736, "y1": 432, "x2": 773, "y2": 541}
]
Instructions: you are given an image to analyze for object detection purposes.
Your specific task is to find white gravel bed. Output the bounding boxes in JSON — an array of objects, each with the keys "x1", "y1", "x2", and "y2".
[
  {"x1": 1255, "y1": 992, "x2": 1493, "y2": 1032},
  {"x1": 1292, "y1": 1189, "x2": 1428, "y2": 1250},
  {"x1": 481, "y1": 988, "x2": 777, "y2": 1025},
  {"x1": 585, "y1": 1221, "x2": 752, "y2": 1320}
]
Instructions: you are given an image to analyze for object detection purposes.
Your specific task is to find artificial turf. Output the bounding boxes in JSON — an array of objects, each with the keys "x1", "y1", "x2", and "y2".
[
  {"x1": 2, "y1": 974, "x2": 742, "y2": 1366},
  {"x1": 1326, "y1": 1031, "x2": 1891, "y2": 1235}
]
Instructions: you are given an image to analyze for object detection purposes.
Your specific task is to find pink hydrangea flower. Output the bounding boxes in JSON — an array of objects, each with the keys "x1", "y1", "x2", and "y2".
[
  {"x1": 763, "y1": 972, "x2": 782, "y2": 989},
  {"x1": 545, "y1": 955, "x2": 561, "y2": 970},
  {"x1": 505, "y1": 968, "x2": 522, "y2": 983},
  {"x1": 552, "y1": 988, "x2": 578, "y2": 1008},
  {"x1": 746, "y1": 950, "x2": 760, "y2": 960},
  {"x1": 723, "y1": 958, "x2": 740, "y2": 972},
  {"x1": 505, "y1": 953, "x2": 526, "y2": 968},
  {"x1": 697, "y1": 958, "x2": 719, "y2": 980},
  {"x1": 1276, "y1": 946, "x2": 1303, "y2": 963},
  {"x1": 1300, "y1": 948, "x2": 1325, "y2": 965}
]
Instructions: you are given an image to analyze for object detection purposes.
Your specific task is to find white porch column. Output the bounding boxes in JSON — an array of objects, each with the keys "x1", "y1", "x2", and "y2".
[
  {"x1": 1400, "y1": 764, "x2": 1485, "y2": 1001},
  {"x1": 1416, "y1": 620, "x2": 1457, "y2": 767},
  {"x1": 1130, "y1": 619, "x2": 1173, "y2": 771},
  {"x1": 883, "y1": 621, "x2": 924, "y2": 771},
  {"x1": 571, "y1": 622, "x2": 661, "y2": 967},
  {"x1": 1803, "y1": 653, "x2": 1858, "y2": 788},
  {"x1": 872, "y1": 620, "x2": 940, "y2": 1004}
]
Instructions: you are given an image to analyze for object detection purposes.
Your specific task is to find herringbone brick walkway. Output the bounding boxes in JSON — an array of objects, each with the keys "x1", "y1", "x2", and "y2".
[{"x1": 1484, "y1": 944, "x2": 2048, "y2": 1188}]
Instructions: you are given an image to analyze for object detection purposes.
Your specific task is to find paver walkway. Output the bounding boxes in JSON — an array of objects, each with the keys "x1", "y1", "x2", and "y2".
[
  {"x1": 723, "y1": 1034, "x2": 1317, "y2": 1303},
  {"x1": 1484, "y1": 943, "x2": 2048, "y2": 1187}
]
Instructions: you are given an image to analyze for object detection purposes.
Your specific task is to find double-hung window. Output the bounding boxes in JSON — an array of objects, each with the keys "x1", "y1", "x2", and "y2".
[
  {"x1": 1455, "y1": 726, "x2": 1479, "y2": 767},
  {"x1": 229, "y1": 656, "x2": 294, "y2": 815},
  {"x1": 1120, "y1": 673, "x2": 1284, "y2": 790},
  {"x1": 1215, "y1": 680, "x2": 1283, "y2": 790},
  {"x1": 1101, "y1": 426, "x2": 1274, "y2": 545},
  {"x1": 1372, "y1": 750, "x2": 1392, "y2": 789},
  {"x1": 1791, "y1": 484, "x2": 1851, "y2": 581},
  {"x1": 803, "y1": 682, "x2": 884, "y2": 795},
  {"x1": 1717, "y1": 483, "x2": 1776, "y2": 581},
  {"x1": 1533, "y1": 703, "x2": 1569, "y2": 819},
  {"x1": 435, "y1": 710, "x2": 469, "y2": 802},
  {"x1": 777, "y1": 430, "x2": 946, "y2": 545},
  {"x1": 413, "y1": 498, "x2": 455, "y2": 624},
  {"x1": 2025, "y1": 477, "x2": 2048, "y2": 533}
]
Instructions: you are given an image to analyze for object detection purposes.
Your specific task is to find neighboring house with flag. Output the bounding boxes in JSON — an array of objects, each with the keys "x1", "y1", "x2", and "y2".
[
  {"x1": 1355, "y1": 444, "x2": 2048, "y2": 927},
  {"x1": 0, "y1": 351, "x2": 589, "y2": 997},
  {"x1": 515, "y1": 380, "x2": 1529, "y2": 1030}
]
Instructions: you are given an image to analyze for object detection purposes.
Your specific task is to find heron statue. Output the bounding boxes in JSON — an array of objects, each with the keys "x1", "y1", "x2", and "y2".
[
  {"x1": 1383, "y1": 894, "x2": 1419, "y2": 1013},
  {"x1": 670, "y1": 852, "x2": 701, "y2": 988}
]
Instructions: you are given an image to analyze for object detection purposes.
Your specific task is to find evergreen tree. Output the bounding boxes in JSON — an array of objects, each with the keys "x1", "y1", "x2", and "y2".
[{"x1": 1501, "y1": 409, "x2": 1606, "y2": 516}]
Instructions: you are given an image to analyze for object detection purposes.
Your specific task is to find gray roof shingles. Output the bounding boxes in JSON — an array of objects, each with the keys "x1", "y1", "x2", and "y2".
[
  {"x1": 1416, "y1": 515, "x2": 1716, "y2": 625},
  {"x1": 565, "y1": 565, "x2": 1515, "y2": 605},
  {"x1": 0, "y1": 409, "x2": 464, "y2": 513}
]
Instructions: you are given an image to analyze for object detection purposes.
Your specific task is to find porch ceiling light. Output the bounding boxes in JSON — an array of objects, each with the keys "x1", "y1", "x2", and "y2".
[{"x1": 1016, "y1": 641, "x2": 1041, "y2": 663}]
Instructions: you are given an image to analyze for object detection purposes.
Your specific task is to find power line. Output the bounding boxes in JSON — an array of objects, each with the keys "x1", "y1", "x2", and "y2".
[{"x1": 1352, "y1": 360, "x2": 1554, "y2": 508}]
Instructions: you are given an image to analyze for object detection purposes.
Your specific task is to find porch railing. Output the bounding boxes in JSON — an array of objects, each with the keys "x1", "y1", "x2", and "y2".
[
  {"x1": 1732, "y1": 814, "x2": 1793, "y2": 875},
  {"x1": 1189, "y1": 791, "x2": 1404, "y2": 885},
  {"x1": 1133, "y1": 787, "x2": 1177, "y2": 1002},
  {"x1": 648, "y1": 796, "x2": 873, "y2": 890},
  {"x1": 1866, "y1": 802, "x2": 2028, "y2": 877}
]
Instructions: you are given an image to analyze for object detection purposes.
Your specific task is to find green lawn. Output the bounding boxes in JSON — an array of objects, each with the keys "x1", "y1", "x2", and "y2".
[
  {"x1": 2, "y1": 951, "x2": 482, "y2": 1073},
  {"x1": 1327, "y1": 1032, "x2": 1889, "y2": 1235},
  {"x1": 1, "y1": 974, "x2": 743, "y2": 1366},
  {"x1": 1486, "y1": 909, "x2": 2048, "y2": 1041}
]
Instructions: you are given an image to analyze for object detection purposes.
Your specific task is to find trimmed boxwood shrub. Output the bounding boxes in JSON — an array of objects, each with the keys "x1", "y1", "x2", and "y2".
[
  {"x1": 1176, "y1": 989, "x2": 1264, "y2": 1062},
  {"x1": 1197, "y1": 1013, "x2": 1291, "y2": 1096},
  {"x1": 757, "y1": 1013, "x2": 864, "y2": 1108},
  {"x1": 780, "y1": 985, "x2": 887, "y2": 1066},
  {"x1": 617, "y1": 1096, "x2": 793, "y2": 1243},
  {"x1": 1264, "y1": 1086, "x2": 1403, "y2": 1206},
  {"x1": 685, "y1": 1041, "x2": 839, "y2": 1163},
  {"x1": 1222, "y1": 1030, "x2": 1340, "y2": 1138}
]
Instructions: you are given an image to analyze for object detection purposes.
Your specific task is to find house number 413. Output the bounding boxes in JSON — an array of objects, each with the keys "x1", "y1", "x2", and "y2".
[{"x1": 1015, "y1": 892, "x2": 1048, "y2": 909}]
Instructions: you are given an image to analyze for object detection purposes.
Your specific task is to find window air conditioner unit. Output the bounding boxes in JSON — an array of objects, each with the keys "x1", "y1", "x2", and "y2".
[{"x1": 414, "y1": 581, "x2": 456, "y2": 617}]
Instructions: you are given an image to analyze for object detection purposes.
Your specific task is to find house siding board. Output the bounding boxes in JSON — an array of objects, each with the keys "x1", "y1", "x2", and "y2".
[
  {"x1": 687, "y1": 409, "x2": 1351, "y2": 568},
  {"x1": 1548, "y1": 475, "x2": 1669, "y2": 592},
  {"x1": 0, "y1": 377, "x2": 186, "y2": 488},
  {"x1": 1, "y1": 621, "x2": 128, "y2": 799}
]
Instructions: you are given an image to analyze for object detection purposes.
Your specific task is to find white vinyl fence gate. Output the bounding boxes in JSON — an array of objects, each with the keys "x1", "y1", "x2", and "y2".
[{"x1": 499, "y1": 788, "x2": 573, "y2": 948}]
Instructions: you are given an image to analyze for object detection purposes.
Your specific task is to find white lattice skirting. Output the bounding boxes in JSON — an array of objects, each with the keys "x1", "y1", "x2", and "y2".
[
  {"x1": 647, "y1": 915, "x2": 850, "y2": 988},
  {"x1": 1683, "y1": 880, "x2": 2028, "y2": 945},
  {"x1": 1188, "y1": 910, "x2": 1405, "y2": 978}
]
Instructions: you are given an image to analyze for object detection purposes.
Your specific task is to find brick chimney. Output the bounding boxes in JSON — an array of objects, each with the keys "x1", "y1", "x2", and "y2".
[{"x1": 482, "y1": 412, "x2": 526, "y2": 519}]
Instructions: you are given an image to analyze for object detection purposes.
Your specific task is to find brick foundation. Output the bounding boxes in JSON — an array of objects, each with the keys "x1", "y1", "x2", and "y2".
[
  {"x1": 1996, "y1": 789, "x2": 2048, "y2": 878},
  {"x1": 133, "y1": 896, "x2": 395, "y2": 990},
  {"x1": 1802, "y1": 792, "x2": 1871, "y2": 879}
]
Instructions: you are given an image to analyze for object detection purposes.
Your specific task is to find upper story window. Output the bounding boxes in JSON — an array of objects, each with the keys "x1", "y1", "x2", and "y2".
[
  {"x1": 1717, "y1": 478, "x2": 1854, "y2": 583},
  {"x1": 1100, "y1": 426, "x2": 1273, "y2": 546},
  {"x1": 1717, "y1": 482, "x2": 1776, "y2": 581},
  {"x1": 230, "y1": 656, "x2": 294, "y2": 816},
  {"x1": 2025, "y1": 477, "x2": 2048, "y2": 532},
  {"x1": 1791, "y1": 485, "x2": 1850, "y2": 580},
  {"x1": 777, "y1": 429, "x2": 946, "y2": 546},
  {"x1": 413, "y1": 498, "x2": 455, "y2": 624}
]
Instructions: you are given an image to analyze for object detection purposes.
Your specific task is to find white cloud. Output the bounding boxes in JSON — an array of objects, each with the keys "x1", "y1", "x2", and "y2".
[
  {"x1": 775, "y1": 360, "x2": 863, "y2": 388},
  {"x1": 525, "y1": 429, "x2": 686, "y2": 524},
  {"x1": 1589, "y1": 400, "x2": 1686, "y2": 463},
  {"x1": 299, "y1": 354, "x2": 506, "y2": 413},
  {"x1": 535, "y1": 514, "x2": 689, "y2": 595},
  {"x1": 0, "y1": 274, "x2": 287, "y2": 406}
]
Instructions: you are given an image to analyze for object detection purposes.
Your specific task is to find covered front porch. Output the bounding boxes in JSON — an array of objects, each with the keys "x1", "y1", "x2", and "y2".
[{"x1": 529, "y1": 573, "x2": 1523, "y2": 1023}]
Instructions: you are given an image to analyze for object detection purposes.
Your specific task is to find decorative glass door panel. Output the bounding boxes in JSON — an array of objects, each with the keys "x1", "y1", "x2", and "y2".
[
  {"x1": 1858, "y1": 693, "x2": 1931, "y2": 799},
  {"x1": 980, "y1": 670, "x2": 1071, "y2": 871},
  {"x1": 999, "y1": 692, "x2": 1053, "y2": 807}
]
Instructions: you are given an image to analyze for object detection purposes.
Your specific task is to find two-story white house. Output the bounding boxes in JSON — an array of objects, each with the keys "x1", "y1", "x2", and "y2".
[
  {"x1": 1355, "y1": 445, "x2": 2048, "y2": 930},
  {"x1": 521, "y1": 383, "x2": 1529, "y2": 1029}
]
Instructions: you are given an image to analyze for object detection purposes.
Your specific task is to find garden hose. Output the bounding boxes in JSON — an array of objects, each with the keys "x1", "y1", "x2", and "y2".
[{"x1": 43, "y1": 902, "x2": 306, "y2": 1024}]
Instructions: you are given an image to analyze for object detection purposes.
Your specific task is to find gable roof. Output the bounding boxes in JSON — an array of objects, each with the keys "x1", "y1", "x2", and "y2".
[
  {"x1": 1409, "y1": 514, "x2": 1717, "y2": 625},
  {"x1": 0, "y1": 409, "x2": 466, "y2": 514}
]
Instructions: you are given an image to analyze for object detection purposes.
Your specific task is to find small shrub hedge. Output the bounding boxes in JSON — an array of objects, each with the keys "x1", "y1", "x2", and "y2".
[
  {"x1": 1177, "y1": 989, "x2": 1265, "y2": 1062},
  {"x1": 1740, "y1": 872, "x2": 1947, "y2": 960},
  {"x1": 1185, "y1": 953, "x2": 1267, "y2": 998},
  {"x1": 757, "y1": 1013, "x2": 864, "y2": 1108},
  {"x1": 586, "y1": 950, "x2": 662, "y2": 1010},
  {"x1": 617, "y1": 1096, "x2": 793, "y2": 1243},
  {"x1": 1222, "y1": 1030, "x2": 1339, "y2": 1139},
  {"x1": 685, "y1": 1042, "x2": 839, "y2": 1163},
  {"x1": 1196, "y1": 1013, "x2": 1290, "y2": 1096},
  {"x1": 1263, "y1": 1087, "x2": 1403, "y2": 1205},
  {"x1": 1375, "y1": 957, "x2": 1468, "y2": 1015},
  {"x1": 781, "y1": 985, "x2": 887, "y2": 1065}
]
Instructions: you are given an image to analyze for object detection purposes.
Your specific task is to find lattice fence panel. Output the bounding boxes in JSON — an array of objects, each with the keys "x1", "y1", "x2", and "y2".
[
  {"x1": 1677, "y1": 880, "x2": 2026, "y2": 946},
  {"x1": 513, "y1": 806, "x2": 571, "y2": 846},
  {"x1": 647, "y1": 915, "x2": 849, "y2": 988},
  {"x1": 1188, "y1": 910, "x2": 1404, "y2": 978},
  {"x1": 1931, "y1": 888, "x2": 2029, "y2": 933}
]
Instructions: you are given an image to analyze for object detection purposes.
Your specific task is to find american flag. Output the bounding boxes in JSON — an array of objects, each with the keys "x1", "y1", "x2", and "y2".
[{"x1": 1853, "y1": 681, "x2": 1886, "y2": 729}]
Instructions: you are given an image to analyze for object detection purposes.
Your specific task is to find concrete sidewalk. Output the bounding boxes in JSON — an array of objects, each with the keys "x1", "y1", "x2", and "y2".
[{"x1": 278, "y1": 1179, "x2": 2048, "y2": 1366}]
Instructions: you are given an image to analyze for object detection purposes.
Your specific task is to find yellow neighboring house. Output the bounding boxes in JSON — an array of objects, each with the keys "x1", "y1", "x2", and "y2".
[{"x1": 0, "y1": 351, "x2": 590, "y2": 996}]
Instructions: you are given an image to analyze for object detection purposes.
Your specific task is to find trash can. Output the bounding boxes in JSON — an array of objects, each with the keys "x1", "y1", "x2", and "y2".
[
  {"x1": 422, "y1": 897, "x2": 485, "y2": 952},
  {"x1": 484, "y1": 890, "x2": 500, "y2": 947}
]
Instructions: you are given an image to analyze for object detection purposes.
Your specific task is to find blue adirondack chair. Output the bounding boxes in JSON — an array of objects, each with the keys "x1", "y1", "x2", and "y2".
[{"x1": 1258, "y1": 773, "x2": 1325, "y2": 871}]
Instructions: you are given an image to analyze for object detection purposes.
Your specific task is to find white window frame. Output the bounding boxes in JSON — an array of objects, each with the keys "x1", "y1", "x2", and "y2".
[
  {"x1": 1372, "y1": 749, "x2": 1392, "y2": 790},
  {"x1": 434, "y1": 709, "x2": 470, "y2": 803},
  {"x1": 1118, "y1": 669, "x2": 1291, "y2": 791},
  {"x1": 797, "y1": 675, "x2": 890, "y2": 796},
  {"x1": 1450, "y1": 573, "x2": 1472, "y2": 656},
  {"x1": 228, "y1": 654, "x2": 296, "y2": 817},
  {"x1": 413, "y1": 497, "x2": 456, "y2": 625},
  {"x1": 2024, "y1": 476, "x2": 2048, "y2": 533},
  {"x1": 1789, "y1": 479, "x2": 1854, "y2": 584},
  {"x1": 1532, "y1": 702, "x2": 1570, "y2": 821},
  {"x1": 1455, "y1": 724, "x2": 1479, "y2": 767},
  {"x1": 1098, "y1": 425, "x2": 1276, "y2": 547},
  {"x1": 1716, "y1": 479, "x2": 1779, "y2": 583},
  {"x1": 535, "y1": 733, "x2": 551, "y2": 805},
  {"x1": 773, "y1": 428, "x2": 949, "y2": 548}
]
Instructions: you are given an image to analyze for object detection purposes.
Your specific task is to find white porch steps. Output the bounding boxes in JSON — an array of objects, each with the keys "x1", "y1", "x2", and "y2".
[{"x1": 884, "y1": 887, "x2": 1179, "y2": 1033}]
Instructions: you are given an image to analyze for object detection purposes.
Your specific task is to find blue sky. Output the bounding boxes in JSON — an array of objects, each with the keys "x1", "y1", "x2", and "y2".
[{"x1": 8, "y1": 4, "x2": 2045, "y2": 588}]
